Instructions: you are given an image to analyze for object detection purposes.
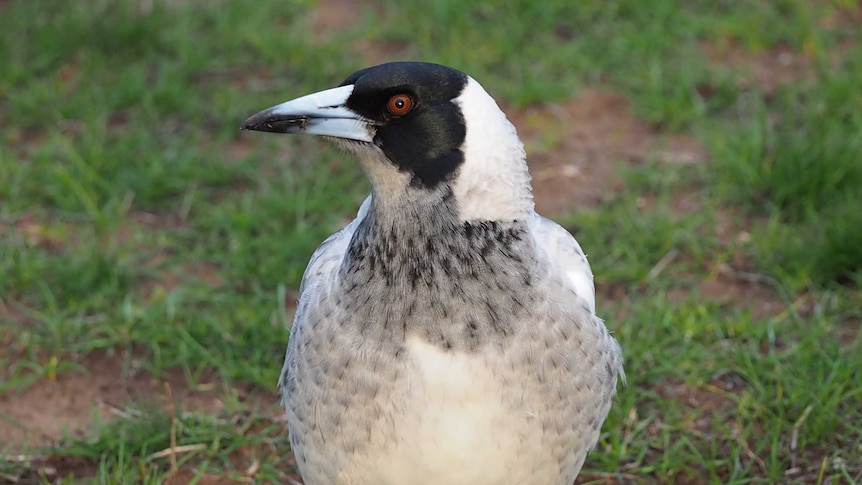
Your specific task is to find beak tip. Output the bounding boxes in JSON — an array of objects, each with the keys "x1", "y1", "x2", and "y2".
[{"x1": 240, "y1": 112, "x2": 270, "y2": 132}]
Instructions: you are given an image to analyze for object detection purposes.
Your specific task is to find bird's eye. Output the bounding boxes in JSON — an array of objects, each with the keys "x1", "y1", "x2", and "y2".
[{"x1": 386, "y1": 94, "x2": 414, "y2": 116}]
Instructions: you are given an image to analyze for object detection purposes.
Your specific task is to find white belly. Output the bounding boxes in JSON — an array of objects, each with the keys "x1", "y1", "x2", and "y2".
[
  {"x1": 289, "y1": 309, "x2": 621, "y2": 485},
  {"x1": 335, "y1": 338, "x2": 572, "y2": 485}
]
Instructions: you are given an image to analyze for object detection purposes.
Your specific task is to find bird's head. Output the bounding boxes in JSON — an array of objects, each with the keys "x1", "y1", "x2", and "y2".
[{"x1": 242, "y1": 62, "x2": 533, "y2": 222}]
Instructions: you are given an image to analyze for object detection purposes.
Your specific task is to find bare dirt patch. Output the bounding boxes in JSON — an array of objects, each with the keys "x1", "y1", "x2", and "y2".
[
  {"x1": 701, "y1": 39, "x2": 812, "y2": 94},
  {"x1": 142, "y1": 259, "x2": 224, "y2": 298},
  {"x1": 309, "y1": 0, "x2": 363, "y2": 42},
  {"x1": 0, "y1": 211, "x2": 73, "y2": 252},
  {"x1": 697, "y1": 273, "x2": 783, "y2": 320},
  {"x1": 311, "y1": 0, "x2": 407, "y2": 64},
  {"x1": 161, "y1": 468, "x2": 251, "y2": 485},
  {"x1": 665, "y1": 267, "x2": 787, "y2": 321},
  {"x1": 507, "y1": 89, "x2": 708, "y2": 215},
  {"x1": 658, "y1": 376, "x2": 741, "y2": 411},
  {"x1": 0, "y1": 350, "x2": 279, "y2": 449},
  {"x1": 7, "y1": 454, "x2": 99, "y2": 484},
  {"x1": 820, "y1": 3, "x2": 862, "y2": 31}
]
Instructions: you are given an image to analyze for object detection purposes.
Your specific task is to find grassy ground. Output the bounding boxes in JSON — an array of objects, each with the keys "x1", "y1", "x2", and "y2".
[{"x1": 1, "y1": 0, "x2": 860, "y2": 483}]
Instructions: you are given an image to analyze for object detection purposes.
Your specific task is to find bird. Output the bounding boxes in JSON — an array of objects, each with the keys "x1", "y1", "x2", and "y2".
[{"x1": 242, "y1": 61, "x2": 623, "y2": 485}]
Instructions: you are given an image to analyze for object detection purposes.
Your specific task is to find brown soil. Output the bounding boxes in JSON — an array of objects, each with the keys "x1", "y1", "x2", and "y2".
[
  {"x1": 310, "y1": 0, "x2": 407, "y2": 64},
  {"x1": 0, "y1": 351, "x2": 279, "y2": 449},
  {"x1": 309, "y1": 0, "x2": 363, "y2": 42},
  {"x1": 508, "y1": 89, "x2": 708, "y2": 215},
  {"x1": 701, "y1": 39, "x2": 813, "y2": 94},
  {"x1": 663, "y1": 267, "x2": 787, "y2": 321}
]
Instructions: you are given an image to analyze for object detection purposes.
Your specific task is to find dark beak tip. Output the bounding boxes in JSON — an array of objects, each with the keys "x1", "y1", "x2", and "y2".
[
  {"x1": 240, "y1": 113, "x2": 262, "y2": 131},
  {"x1": 240, "y1": 109, "x2": 310, "y2": 134}
]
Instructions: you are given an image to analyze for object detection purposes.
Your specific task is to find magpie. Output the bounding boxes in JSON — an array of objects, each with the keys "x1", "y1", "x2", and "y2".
[{"x1": 242, "y1": 61, "x2": 623, "y2": 485}]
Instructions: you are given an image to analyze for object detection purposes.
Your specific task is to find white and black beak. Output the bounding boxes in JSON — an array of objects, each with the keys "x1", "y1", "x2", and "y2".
[{"x1": 242, "y1": 84, "x2": 373, "y2": 142}]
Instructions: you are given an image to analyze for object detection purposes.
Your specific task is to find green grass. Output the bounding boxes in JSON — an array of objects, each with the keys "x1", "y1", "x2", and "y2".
[{"x1": 1, "y1": 0, "x2": 860, "y2": 483}]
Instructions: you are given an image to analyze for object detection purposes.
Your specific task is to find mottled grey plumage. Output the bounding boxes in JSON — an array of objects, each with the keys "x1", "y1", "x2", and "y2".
[{"x1": 243, "y1": 62, "x2": 623, "y2": 485}]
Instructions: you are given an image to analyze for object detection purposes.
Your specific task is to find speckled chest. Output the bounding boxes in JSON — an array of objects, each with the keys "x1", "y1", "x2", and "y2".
[
  {"x1": 335, "y1": 213, "x2": 543, "y2": 351},
  {"x1": 280, "y1": 211, "x2": 617, "y2": 484}
]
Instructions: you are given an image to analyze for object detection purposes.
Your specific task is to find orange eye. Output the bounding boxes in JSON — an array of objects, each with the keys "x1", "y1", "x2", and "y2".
[{"x1": 386, "y1": 94, "x2": 413, "y2": 116}]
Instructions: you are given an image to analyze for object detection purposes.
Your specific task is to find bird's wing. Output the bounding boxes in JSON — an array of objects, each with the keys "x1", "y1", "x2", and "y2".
[
  {"x1": 529, "y1": 214, "x2": 596, "y2": 314},
  {"x1": 296, "y1": 195, "x2": 371, "y2": 299},
  {"x1": 281, "y1": 196, "x2": 371, "y2": 393},
  {"x1": 530, "y1": 215, "x2": 625, "y2": 387}
]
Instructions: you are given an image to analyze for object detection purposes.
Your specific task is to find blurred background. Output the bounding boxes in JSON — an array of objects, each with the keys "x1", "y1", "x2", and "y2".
[{"x1": 0, "y1": 0, "x2": 860, "y2": 483}]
